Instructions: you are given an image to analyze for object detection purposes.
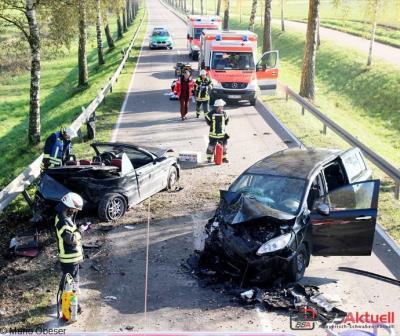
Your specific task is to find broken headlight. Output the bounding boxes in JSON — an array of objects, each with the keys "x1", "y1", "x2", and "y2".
[{"x1": 256, "y1": 233, "x2": 292, "y2": 255}]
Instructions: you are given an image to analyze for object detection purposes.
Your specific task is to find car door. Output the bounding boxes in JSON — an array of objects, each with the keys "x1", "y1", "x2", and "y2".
[
  {"x1": 256, "y1": 50, "x2": 279, "y2": 95},
  {"x1": 310, "y1": 180, "x2": 380, "y2": 256}
]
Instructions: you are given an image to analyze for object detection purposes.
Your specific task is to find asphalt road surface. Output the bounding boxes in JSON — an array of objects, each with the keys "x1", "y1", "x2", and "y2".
[
  {"x1": 273, "y1": 19, "x2": 400, "y2": 68},
  {"x1": 62, "y1": 1, "x2": 400, "y2": 334}
]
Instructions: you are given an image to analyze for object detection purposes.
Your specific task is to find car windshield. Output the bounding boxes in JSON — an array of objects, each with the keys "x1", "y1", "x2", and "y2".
[
  {"x1": 229, "y1": 173, "x2": 306, "y2": 215},
  {"x1": 94, "y1": 144, "x2": 124, "y2": 156},
  {"x1": 153, "y1": 30, "x2": 170, "y2": 37},
  {"x1": 193, "y1": 27, "x2": 217, "y2": 39},
  {"x1": 211, "y1": 52, "x2": 255, "y2": 70}
]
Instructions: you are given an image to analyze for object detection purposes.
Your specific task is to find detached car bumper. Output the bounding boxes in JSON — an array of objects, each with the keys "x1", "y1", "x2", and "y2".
[{"x1": 211, "y1": 89, "x2": 256, "y2": 102}]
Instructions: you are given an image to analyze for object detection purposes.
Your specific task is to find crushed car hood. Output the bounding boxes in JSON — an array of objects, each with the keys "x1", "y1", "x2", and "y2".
[{"x1": 219, "y1": 190, "x2": 295, "y2": 225}]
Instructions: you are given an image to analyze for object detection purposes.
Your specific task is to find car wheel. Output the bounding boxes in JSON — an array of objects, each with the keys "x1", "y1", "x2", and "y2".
[
  {"x1": 250, "y1": 98, "x2": 256, "y2": 106},
  {"x1": 166, "y1": 166, "x2": 179, "y2": 191},
  {"x1": 98, "y1": 193, "x2": 127, "y2": 222},
  {"x1": 286, "y1": 243, "x2": 309, "y2": 282},
  {"x1": 193, "y1": 53, "x2": 199, "y2": 61}
]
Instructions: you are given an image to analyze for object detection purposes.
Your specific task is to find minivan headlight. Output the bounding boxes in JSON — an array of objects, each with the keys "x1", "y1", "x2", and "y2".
[{"x1": 256, "y1": 233, "x2": 292, "y2": 255}]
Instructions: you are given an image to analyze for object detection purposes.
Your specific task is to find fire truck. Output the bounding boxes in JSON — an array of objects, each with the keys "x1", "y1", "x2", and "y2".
[
  {"x1": 187, "y1": 15, "x2": 222, "y2": 60},
  {"x1": 199, "y1": 30, "x2": 279, "y2": 105}
]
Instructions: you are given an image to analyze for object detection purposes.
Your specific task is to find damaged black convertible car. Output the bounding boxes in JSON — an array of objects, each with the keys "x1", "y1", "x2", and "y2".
[
  {"x1": 32, "y1": 142, "x2": 180, "y2": 222},
  {"x1": 200, "y1": 147, "x2": 380, "y2": 283}
]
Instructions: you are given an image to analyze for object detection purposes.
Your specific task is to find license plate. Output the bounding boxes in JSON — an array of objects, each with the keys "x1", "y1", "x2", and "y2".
[{"x1": 228, "y1": 95, "x2": 241, "y2": 99}]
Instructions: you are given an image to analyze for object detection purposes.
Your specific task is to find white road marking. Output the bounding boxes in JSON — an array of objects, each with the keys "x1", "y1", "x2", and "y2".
[{"x1": 111, "y1": 25, "x2": 147, "y2": 142}]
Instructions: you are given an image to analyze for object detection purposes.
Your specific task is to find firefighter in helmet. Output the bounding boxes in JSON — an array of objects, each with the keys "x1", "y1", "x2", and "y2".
[
  {"x1": 55, "y1": 192, "x2": 88, "y2": 313},
  {"x1": 205, "y1": 99, "x2": 230, "y2": 163},
  {"x1": 194, "y1": 69, "x2": 212, "y2": 118},
  {"x1": 42, "y1": 126, "x2": 77, "y2": 169}
]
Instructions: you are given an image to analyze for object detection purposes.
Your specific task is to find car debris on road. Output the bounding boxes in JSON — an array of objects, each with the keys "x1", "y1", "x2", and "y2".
[{"x1": 197, "y1": 147, "x2": 380, "y2": 284}]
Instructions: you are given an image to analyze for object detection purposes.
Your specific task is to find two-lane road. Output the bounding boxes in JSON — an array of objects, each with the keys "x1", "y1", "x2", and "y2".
[{"x1": 65, "y1": 0, "x2": 400, "y2": 334}]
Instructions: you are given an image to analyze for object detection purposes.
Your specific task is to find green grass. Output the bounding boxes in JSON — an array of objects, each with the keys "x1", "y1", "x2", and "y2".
[
  {"x1": 227, "y1": 17, "x2": 400, "y2": 241},
  {"x1": 190, "y1": 0, "x2": 400, "y2": 47},
  {"x1": 263, "y1": 93, "x2": 400, "y2": 243},
  {"x1": 296, "y1": 18, "x2": 400, "y2": 48},
  {"x1": 0, "y1": 12, "x2": 144, "y2": 189},
  {"x1": 0, "y1": 11, "x2": 147, "y2": 329}
]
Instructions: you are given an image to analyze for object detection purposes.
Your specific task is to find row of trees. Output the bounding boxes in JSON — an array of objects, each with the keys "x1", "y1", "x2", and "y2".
[
  {"x1": 0, "y1": 0, "x2": 140, "y2": 145},
  {"x1": 171, "y1": 0, "x2": 392, "y2": 101}
]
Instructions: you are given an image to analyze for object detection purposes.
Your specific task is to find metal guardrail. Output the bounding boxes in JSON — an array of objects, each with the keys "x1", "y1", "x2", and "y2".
[
  {"x1": 0, "y1": 10, "x2": 146, "y2": 214},
  {"x1": 278, "y1": 82, "x2": 400, "y2": 199}
]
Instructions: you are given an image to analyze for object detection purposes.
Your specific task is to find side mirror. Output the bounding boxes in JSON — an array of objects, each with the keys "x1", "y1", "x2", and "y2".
[
  {"x1": 187, "y1": 34, "x2": 190, "y2": 39},
  {"x1": 317, "y1": 203, "x2": 330, "y2": 216}
]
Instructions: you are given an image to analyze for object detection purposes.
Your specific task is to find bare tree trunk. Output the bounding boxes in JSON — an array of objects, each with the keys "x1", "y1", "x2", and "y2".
[
  {"x1": 122, "y1": 7, "x2": 127, "y2": 32},
  {"x1": 78, "y1": 0, "x2": 88, "y2": 86},
  {"x1": 105, "y1": 23, "x2": 115, "y2": 49},
  {"x1": 239, "y1": 0, "x2": 242, "y2": 24},
  {"x1": 132, "y1": 0, "x2": 136, "y2": 18},
  {"x1": 223, "y1": 0, "x2": 229, "y2": 29},
  {"x1": 96, "y1": 0, "x2": 105, "y2": 65},
  {"x1": 216, "y1": 0, "x2": 221, "y2": 15},
  {"x1": 25, "y1": 0, "x2": 40, "y2": 144},
  {"x1": 367, "y1": 0, "x2": 378, "y2": 66},
  {"x1": 263, "y1": 0, "x2": 272, "y2": 52},
  {"x1": 316, "y1": 11, "x2": 320, "y2": 49},
  {"x1": 281, "y1": 0, "x2": 285, "y2": 31},
  {"x1": 191, "y1": 0, "x2": 194, "y2": 14},
  {"x1": 299, "y1": 0, "x2": 320, "y2": 100},
  {"x1": 248, "y1": 0, "x2": 257, "y2": 31},
  {"x1": 260, "y1": 0, "x2": 263, "y2": 25},
  {"x1": 200, "y1": 0, "x2": 204, "y2": 14},
  {"x1": 117, "y1": 12, "x2": 123, "y2": 39}
]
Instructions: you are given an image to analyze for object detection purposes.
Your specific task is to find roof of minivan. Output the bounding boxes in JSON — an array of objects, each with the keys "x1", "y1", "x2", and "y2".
[{"x1": 246, "y1": 148, "x2": 343, "y2": 179}]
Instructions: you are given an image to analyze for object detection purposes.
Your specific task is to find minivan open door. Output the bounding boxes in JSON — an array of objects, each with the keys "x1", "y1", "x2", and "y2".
[
  {"x1": 256, "y1": 50, "x2": 279, "y2": 95},
  {"x1": 310, "y1": 180, "x2": 380, "y2": 256}
]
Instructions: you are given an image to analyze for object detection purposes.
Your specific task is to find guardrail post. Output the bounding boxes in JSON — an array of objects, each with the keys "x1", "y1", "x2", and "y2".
[
  {"x1": 285, "y1": 91, "x2": 288, "y2": 102},
  {"x1": 322, "y1": 124, "x2": 327, "y2": 135},
  {"x1": 395, "y1": 181, "x2": 400, "y2": 200},
  {"x1": 301, "y1": 106, "x2": 305, "y2": 116}
]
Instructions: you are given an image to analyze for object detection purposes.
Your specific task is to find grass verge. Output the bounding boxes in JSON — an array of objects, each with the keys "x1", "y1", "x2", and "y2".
[
  {"x1": 263, "y1": 92, "x2": 400, "y2": 243},
  {"x1": 0, "y1": 11, "x2": 147, "y2": 328},
  {"x1": 0, "y1": 12, "x2": 143, "y2": 188}
]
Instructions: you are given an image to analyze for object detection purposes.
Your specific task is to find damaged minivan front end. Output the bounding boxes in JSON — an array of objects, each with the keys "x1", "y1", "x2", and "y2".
[{"x1": 200, "y1": 190, "x2": 309, "y2": 284}]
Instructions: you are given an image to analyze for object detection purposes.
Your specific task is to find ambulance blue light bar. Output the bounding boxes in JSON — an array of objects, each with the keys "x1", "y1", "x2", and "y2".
[
  {"x1": 216, "y1": 34, "x2": 222, "y2": 41},
  {"x1": 243, "y1": 35, "x2": 248, "y2": 41}
]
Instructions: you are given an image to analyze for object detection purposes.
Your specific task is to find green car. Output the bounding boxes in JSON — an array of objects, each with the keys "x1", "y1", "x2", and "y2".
[{"x1": 149, "y1": 27, "x2": 173, "y2": 49}]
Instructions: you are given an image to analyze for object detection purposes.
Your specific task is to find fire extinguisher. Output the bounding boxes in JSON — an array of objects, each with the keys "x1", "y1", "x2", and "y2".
[
  {"x1": 214, "y1": 142, "x2": 223, "y2": 165},
  {"x1": 57, "y1": 273, "x2": 78, "y2": 323}
]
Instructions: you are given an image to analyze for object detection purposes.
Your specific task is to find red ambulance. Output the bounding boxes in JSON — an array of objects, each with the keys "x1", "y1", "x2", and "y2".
[
  {"x1": 187, "y1": 15, "x2": 222, "y2": 60},
  {"x1": 199, "y1": 30, "x2": 279, "y2": 105}
]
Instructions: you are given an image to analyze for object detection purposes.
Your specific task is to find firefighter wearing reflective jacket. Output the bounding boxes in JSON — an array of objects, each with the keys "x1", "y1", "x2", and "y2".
[
  {"x1": 42, "y1": 127, "x2": 77, "y2": 169},
  {"x1": 55, "y1": 192, "x2": 87, "y2": 313},
  {"x1": 205, "y1": 99, "x2": 229, "y2": 163},
  {"x1": 194, "y1": 69, "x2": 212, "y2": 118}
]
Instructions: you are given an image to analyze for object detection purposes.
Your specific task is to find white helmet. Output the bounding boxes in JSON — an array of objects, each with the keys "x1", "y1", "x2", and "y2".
[
  {"x1": 61, "y1": 192, "x2": 83, "y2": 210},
  {"x1": 64, "y1": 127, "x2": 77, "y2": 139},
  {"x1": 214, "y1": 99, "x2": 226, "y2": 107},
  {"x1": 200, "y1": 69, "x2": 207, "y2": 76}
]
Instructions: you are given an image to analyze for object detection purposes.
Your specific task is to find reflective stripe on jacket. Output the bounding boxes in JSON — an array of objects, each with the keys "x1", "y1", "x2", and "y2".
[
  {"x1": 205, "y1": 109, "x2": 229, "y2": 139},
  {"x1": 43, "y1": 132, "x2": 72, "y2": 166},
  {"x1": 55, "y1": 215, "x2": 83, "y2": 264},
  {"x1": 194, "y1": 77, "x2": 212, "y2": 101}
]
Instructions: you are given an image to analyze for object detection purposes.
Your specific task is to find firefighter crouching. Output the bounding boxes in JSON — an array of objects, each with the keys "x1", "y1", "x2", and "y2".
[
  {"x1": 194, "y1": 69, "x2": 212, "y2": 118},
  {"x1": 205, "y1": 99, "x2": 230, "y2": 163},
  {"x1": 55, "y1": 192, "x2": 88, "y2": 313},
  {"x1": 42, "y1": 126, "x2": 77, "y2": 169}
]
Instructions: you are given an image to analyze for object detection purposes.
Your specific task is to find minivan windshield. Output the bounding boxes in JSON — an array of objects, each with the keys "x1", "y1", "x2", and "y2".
[
  {"x1": 211, "y1": 52, "x2": 255, "y2": 70},
  {"x1": 229, "y1": 173, "x2": 306, "y2": 215},
  {"x1": 193, "y1": 27, "x2": 217, "y2": 39}
]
